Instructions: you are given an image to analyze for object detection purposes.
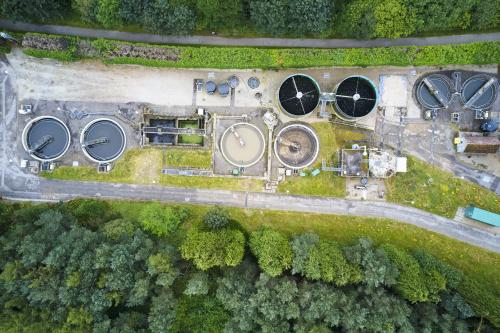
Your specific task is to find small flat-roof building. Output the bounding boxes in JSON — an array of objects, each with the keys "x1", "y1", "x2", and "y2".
[{"x1": 456, "y1": 132, "x2": 500, "y2": 154}]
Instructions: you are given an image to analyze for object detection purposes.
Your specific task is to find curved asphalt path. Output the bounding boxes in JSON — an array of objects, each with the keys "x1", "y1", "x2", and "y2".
[
  {"x1": 1, "y1": 19, "x2": 500, "y2": 48},
  {"x1": 2, "y1": 179, "x2": 499, "y2": 253}
]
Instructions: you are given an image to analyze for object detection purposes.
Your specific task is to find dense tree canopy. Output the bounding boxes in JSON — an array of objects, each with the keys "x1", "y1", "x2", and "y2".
[
  {"x1": 195, "y1": 0, "x2": 243, "y2": 31},
  {"x1": 3, "y1": 0, "x2": 497, "y2": 38},
  {"x1": 0, "y1": 200, "x2": 497, "y2": 331},
  {"x1": 143, "y1": 0, "x2": 196, "y2": 35},
  {"x1": 2, "y1": 0, "x2": 70, "y2": 22}
]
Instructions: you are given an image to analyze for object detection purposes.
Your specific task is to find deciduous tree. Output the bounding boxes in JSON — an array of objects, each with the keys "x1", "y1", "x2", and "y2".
[{"x1": 249, "y1": 226, "x2": 292, "y2": 277}]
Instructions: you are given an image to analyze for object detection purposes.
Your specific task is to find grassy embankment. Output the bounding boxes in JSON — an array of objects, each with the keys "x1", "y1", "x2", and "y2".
[
  {"x1": 43, "y1": 148, "x2": 264, "y2": 191},
  {"x1": 386, "y1": 157, "x2": 500, "y2": 218}
]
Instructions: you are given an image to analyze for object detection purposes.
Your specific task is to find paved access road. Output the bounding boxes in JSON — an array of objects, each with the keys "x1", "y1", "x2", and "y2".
[
  {"x1": 1, "y1": 19, "x2": 500, "y2": 49},
  {"x1": 2, "y1": 178, "x2": 499, "y2": 253}
]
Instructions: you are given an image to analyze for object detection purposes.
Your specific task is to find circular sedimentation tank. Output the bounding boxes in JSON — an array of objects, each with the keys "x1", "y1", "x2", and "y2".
[
  {"x1": 81, "y1": 118, "x2": 126, "y2": 163},
  {"x1": 278, "y1": 74, "x2": 320, "y2": 117},
  {"x1": 220, "y1": 123, "x2": 266, "y2": 168},
  {"x1": 22, "y1": 116, "x2": 71, "y2": 161},
  {"x1": 274, "y1": 123, "x2": 319, "y2": 169},
  {"x1": 334, "y1": 76, "x2": 378, "y2": 120},
  {"x1": 416, "y1": 74, "x2": 453, "y2": 110},
  {"x1": 461, "y1": 74, "x2": 497, "y2": 110}
]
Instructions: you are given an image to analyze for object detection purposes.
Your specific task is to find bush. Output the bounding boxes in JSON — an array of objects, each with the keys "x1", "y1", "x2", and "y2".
[
  {"x1": 413, "y1": 250, "x2": 463, "y2": 290},
  {"x1": 139, "y1": 202, "x2": 188, "y2": 237},
  {"x1": 458, "y1": 277, "x2": 500, "y2": 327},
  {"x1": 304, "y1": 240, "x2": 362, "y2": 286},
  {"x1": 143, "y1": 0, "x2": 196, "y2": 35},
  {"x1": 68, "y1": 199, "x2": 110, "y2": 229},
  {"x1": 203, "y1": 206, "x2": 230, "y2": 230},
  {"x1": 180, "y1": 228, "x2": 245, "y2": 270},
  {"x1": 383, "y1": 245, "x2": 445, "y2": 303},
  {"x1": 96, "y1": 0, "x2": 122, "y2": 28},
  {"x1": 72, "y1": 0, "x2": 99, "y2": 23},
  {"x1": 249, "y1": 226, "x2": 292, "y2": 277}
]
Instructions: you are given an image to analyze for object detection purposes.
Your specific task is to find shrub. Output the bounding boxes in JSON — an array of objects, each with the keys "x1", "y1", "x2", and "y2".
[
  {"x1": 96, "y1": 0, "x2": 122, "y2": 28},
  {"x1": 249, "y1": 226, "x2": 292, "y2": 277},
  {"x1": 458, "y1": 277, "x2": 500, "y2": 327},
  {"x1": 413, "y1": 250, "x2": 463, "y2": 290},
  {"x1": 383, "y1": 244, "x2": 445, "y2": 303},
  {"x1": 139, "y1": 202, "x2": 188, "y2": 237},
  {"x1": 180, "y1": 228, "x2": 245, "y2": 270},
  {"x1": 203, "y1": 206, "x2": 230, "y2": 230},
  {"x1": 304, "y1": 240, "x2": 362, "y2": 286},
  {"x1": 143, "y1": 0, "x2": 196, "y2": 35},
  {"x1": 69, "y1": 199, "x2": 110, "y2": 229}
]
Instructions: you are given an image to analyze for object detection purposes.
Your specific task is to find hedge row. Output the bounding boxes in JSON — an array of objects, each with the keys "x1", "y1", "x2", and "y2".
[
  {"x1": 17, "y1": 32, "x2": 500, "y2": 69},
  {"x1": 98, "y1": 40, "x2": 500, "y2": 69}
]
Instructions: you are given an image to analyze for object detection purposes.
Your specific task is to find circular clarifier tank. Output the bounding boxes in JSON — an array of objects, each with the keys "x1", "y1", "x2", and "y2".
[
  {"x1": 81, "y1": 118, "x2": 126, "y2": 163},
  {"x1": 416, "y1": 74, "x2": 453, "y2": 110},
  {"x1": 22, "y1": 116, "x2": 71, "y2": 162},
  {"x1": 334, "y1": 76, "x2": 378, "y2": 120},
  {"x1": 278, "y1": 74, "x2": 320, "y2": 117},
  {"x1": 274, "y1": 123, "x2": 319, "y2": 169},
  {"x1": 461, "y1": 74, "x2": 497, "y2": 110},
  {"x1": 220, "y1": 123, "x2": 266, "y2": 168}
]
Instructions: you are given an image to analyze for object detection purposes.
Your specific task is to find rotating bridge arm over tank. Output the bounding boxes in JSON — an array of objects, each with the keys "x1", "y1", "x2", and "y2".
[
  {"x1": 464, "y1": 77, "x2": 497, "y2": 109},
  {"x1": 229, "y1": 126, "x2": 246, "y2": 147},
  {"x1": 28, "y1": 135, "x2": 54, "y2": 154},
  {"x1": 422, "y1": 77, "x2": 450, "y2": 108},
  {"x1": 277, "y1": 136, "x2": 301, "y2": 151},
  {"x1": 82, "y1": 137, "x2": 109, "y2": 148}
]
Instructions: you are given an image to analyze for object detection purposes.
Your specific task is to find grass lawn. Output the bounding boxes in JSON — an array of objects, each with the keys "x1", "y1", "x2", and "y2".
[
  {"x1": 43, "y1": 148, "x2": 262, "y2": 191},
  {"x1": 386, "y1": 157, "x2": 500, "y2": 218},
  {"x1": 159, "y1": 175, "x2": 263, "y2": 192},
  {"x1": 277, "y1": 122, "x2": 366, "y2": 197},
  {"x1": 108, "y1": 200, "x2": 500, "y2": 299},
  {"x1": 165, "y1": 149, "x2": 212, "y2": 169},
  {"x1": 43, "y1": 148, "x2": 162, "y2": 184},
  {"x1": 178, "y1": 135, "x2": 204, "y2": 145}
]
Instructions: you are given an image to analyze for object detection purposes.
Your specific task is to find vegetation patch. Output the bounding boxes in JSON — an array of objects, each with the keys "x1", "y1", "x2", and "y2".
[
  {"x1": 386, "y1": 156, "x2": 500, "y2": 218},
  {"x1": 42, "y1": 148, "x2": 262, "y2": 191},
  {"x1": 21, "y1": 32, "x2": 80, "y2": 61},
  {"x1": 159, "y1": 175, "x2": 263, "y2": 192},
  {"x1": 1, "y1": 199, "x2": 499, "y2": 330},
  {"x1": 17, "y1": 32, "x2": 500, "y2": 68},
  {"x1": 165, "y1": 149, "x2": 212, "y2": 169}
]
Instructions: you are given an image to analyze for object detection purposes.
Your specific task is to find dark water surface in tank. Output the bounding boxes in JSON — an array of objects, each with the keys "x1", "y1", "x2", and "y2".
[
  {"x1": 83, "y1": 120, "x2": 125, "y2": 161},
  {"x1": 417, "y1": 74, "x2": 452, "y2": 109},
  {"x1": 279, "y1": 75, "x2": 320, "y2": 116},
  {"x1": 147, "y1": 119, "x2": 175, "y2": 144},
  {"x1": 461, "y1": 75, "x2": 496, "y2": 109},
  {"x1": 335, "y1": 76, "x2": 377, "y2": 117},
  {"x1": 27, "y1": 118, "x2": 69, "y2": 160}
]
